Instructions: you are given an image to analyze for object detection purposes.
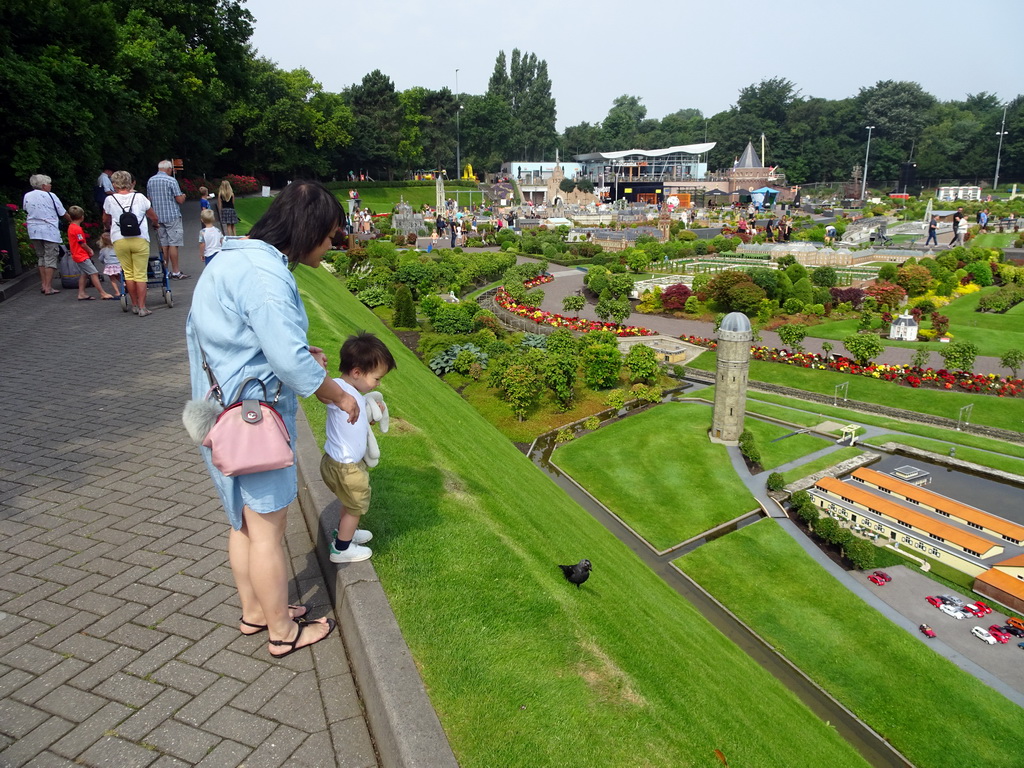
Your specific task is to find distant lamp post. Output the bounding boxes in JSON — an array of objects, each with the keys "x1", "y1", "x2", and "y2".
[
  {"x1": 455, "y1": 68, "x2": 461, "y2": 180},
  {"x1": 860, "y1": 125, "x2": 876, "y2": 201},
  {"x1": 994, "y1": 105, "x2": 1008, "y2": 193}
]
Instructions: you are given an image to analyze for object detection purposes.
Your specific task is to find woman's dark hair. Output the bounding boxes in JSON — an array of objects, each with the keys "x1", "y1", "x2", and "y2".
[{"x1": 248, "y1": 180, "x2": 346, "y2": 268}]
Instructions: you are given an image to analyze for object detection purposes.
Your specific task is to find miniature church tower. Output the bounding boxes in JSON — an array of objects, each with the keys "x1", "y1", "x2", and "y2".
[{"x1": 710, "y1": 312, "x2": 752, "y2": 445}]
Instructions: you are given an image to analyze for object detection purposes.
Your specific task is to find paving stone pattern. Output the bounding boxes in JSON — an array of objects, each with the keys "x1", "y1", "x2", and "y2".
[{"x1": 0, "y1": 215, "x2": 378, "y2": 767}]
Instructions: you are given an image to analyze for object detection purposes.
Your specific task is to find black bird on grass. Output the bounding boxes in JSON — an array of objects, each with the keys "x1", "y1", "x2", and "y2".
[{"x1": 558, "y1": 559, "x2": 592, "y2": 588}]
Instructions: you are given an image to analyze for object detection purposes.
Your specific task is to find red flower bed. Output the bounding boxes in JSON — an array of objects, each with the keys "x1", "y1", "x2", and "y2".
[
  {"x1": 746, "y1": 346, "x2": 1023, "y2": 398},
  {"x1": 495, "y1": 286, "x2": 654, "y2": 337}
]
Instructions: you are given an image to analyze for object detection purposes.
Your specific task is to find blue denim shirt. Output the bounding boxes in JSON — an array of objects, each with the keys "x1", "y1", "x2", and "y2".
[{"x1": 186, "y1": 238, "x2": 327, "y2": 528}]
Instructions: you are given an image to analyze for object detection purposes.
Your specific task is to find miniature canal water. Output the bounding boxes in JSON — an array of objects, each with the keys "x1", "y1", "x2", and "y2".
[{"x1": 530, "y1": 405, "x2": 913, "y2": 768}]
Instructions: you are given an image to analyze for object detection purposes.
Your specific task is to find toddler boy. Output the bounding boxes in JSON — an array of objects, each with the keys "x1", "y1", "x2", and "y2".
[
  {"x1": 320, "y1": 332, "x2": 397, "y2": 563},
  {"x1": 68, "y1": 206, "x2": 114, "y2": 300},
  {"x1": 198, "y1": 209, "x2": 224, "y2": 264}
]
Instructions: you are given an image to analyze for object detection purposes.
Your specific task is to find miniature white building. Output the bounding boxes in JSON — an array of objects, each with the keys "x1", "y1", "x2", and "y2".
[
  {"x1": 936, "y1": 186, "x2": 981, "y2": 202},
  {"x1": 889, "y1": 311, "x2": 918, "y2": 341}
]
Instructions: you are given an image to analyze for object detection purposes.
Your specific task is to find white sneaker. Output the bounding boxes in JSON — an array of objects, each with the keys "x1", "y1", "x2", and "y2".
[
  {"x1": 332, "y1": 528, "x2": 372, "y2": 545},
  {"x1": 329, "y1": 541, "x2": 372, "y2": 563}
]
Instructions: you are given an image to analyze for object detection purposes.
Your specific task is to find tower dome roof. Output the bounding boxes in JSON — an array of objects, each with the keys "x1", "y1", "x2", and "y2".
[{"x1": 720, "y1": 312, "x2": 751, "y2": 333}]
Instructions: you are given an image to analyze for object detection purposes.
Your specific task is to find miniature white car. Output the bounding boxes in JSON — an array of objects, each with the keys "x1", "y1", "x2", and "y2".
[
  {"x1": 939, "y1": 603, "x2": 965, "y2": 620},
  {"x1": 972, "y1": 626, "x2": 997, "y2": 645}
]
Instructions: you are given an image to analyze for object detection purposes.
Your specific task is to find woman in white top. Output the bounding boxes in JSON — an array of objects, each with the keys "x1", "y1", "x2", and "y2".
[{"x1": 103, "y1": 171, "x2": 159, "y2": 316}]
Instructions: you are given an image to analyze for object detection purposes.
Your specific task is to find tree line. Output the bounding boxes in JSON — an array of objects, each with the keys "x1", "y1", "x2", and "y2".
[{"x1": 3, "y1": 0, "x2": 1021, "y2": 208}]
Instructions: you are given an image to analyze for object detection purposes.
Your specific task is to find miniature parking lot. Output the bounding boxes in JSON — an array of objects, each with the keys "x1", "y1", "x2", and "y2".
[{"x1": 857, "y1": 566, "x2": 1024, "y2": 698}]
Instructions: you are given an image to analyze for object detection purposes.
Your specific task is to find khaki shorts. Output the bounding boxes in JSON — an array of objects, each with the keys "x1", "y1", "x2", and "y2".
[
  {"x1": 157, "y1": 218, "x2": 184, "y2": 247},
  {"x1": 319, "y1": 454, "x2": 371, "y2": 516},
  {"x1": 31, "y1": 240, "x2": 60, "y2": 269}
]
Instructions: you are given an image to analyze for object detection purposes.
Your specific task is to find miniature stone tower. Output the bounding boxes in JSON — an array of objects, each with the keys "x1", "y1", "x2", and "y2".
[{"x1": 710, "y1": 312, "x2": 752, "y2": 445}]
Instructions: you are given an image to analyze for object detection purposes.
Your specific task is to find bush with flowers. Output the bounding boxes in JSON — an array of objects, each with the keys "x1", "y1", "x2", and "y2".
[
  {"x1": 177, "y1": 173, "x2": 264, "y2": 200},
  {"x1": 5, "y1": 203, "x2": 38, "y2": 268}
]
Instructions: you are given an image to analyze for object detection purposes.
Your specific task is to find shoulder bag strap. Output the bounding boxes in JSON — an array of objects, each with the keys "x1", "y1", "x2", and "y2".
[{"x1": 196, "y1": 342, "x2": 225, "y2": 406}]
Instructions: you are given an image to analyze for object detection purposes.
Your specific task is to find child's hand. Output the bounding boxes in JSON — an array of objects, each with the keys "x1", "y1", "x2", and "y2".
[{"x1": 308, "y1": 346, "x2": 328, "y2": 370}]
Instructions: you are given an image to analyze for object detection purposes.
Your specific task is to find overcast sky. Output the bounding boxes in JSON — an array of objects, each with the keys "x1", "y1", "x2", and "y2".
[{"x1": 243, "y1": 0, "x2": 1020, "y2": 134}]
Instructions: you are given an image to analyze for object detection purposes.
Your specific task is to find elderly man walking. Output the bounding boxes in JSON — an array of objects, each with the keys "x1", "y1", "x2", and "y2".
[{"x1": 146, "y1": 160, "x2": 189, "y2": 279}]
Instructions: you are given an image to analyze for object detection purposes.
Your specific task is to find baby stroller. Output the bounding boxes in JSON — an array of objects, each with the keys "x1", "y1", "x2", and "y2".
[
  {"x1": 869, "y1": 224, "x2": 894, "y2": 247},
  {"x1": 119, "y1": 251, "x2": 173, "y2": 312}
]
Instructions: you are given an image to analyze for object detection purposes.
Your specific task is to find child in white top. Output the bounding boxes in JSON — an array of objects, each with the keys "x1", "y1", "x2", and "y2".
[
  {"x1": 198, "y1": 209, "x2": 224, "y2": 264},
  {"x1": 97, "y1": 231, "x2": 122, "y2": 297},
  {"x1": 320, "y1": 332, "x2": 397, "y2": 563}
]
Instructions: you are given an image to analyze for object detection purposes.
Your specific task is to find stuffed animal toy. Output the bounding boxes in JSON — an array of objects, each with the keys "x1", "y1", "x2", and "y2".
[{"x1": 363, "y1": 391, "x2": 389, "y2": 467}]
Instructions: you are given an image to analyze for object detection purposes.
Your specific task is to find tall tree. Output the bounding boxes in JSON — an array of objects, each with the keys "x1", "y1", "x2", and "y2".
[
  {"x1": 345, "y1": 70, "x2": 403, "y2": 179},
  {"x1": 601, "y1": 95, "x2": 647, "y2": 149}
]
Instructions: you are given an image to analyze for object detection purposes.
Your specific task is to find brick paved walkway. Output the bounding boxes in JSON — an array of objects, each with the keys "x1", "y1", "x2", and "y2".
[{"x1": 0, "y1": 212, "x2": 378, "y2": 767}]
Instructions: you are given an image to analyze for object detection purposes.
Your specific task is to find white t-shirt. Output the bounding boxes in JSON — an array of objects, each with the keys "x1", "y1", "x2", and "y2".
[
  {"x1": 22, "y1": 189, "x2": 65, "y2": 242},
  {"x1": 324, "y1": 378, "x2": 368, "y2": 463},
  {"x1": 199, "y1": 226, "x2": 224, "y2": 258},
  {"x1": 104, "y1": 192, "x2": 152, "y2": 242}
]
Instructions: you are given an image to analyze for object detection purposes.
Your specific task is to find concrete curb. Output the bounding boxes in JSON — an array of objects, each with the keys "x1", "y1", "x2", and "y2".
[
  {"x1": 0, "y1": 269, "x2": 38, "y2": 302},
  {"x1": 293, "y1": 407, "x2": 459, "y2": 768}
]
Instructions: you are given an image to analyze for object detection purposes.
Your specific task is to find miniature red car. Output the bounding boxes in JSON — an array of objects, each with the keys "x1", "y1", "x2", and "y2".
[
  {"x1": 988, "y1": 625, "x2": 1012, "y2": 644},
  {"x1": 972, "y1": 601, "x2": 992, "y2": 616},
  {"x1": 961, "y1": 604, "x2": 984, "y2": 618},
  {"x1": 872, "y1": 570, "x2": 892, "y2": 582},
  {"x1": 926, "y1": 596, "x2": 943, "y2": 607},
  {"x1": 868, "y1": 574, "x2": 887, "y2": 586},
  {"x1": 919, "y1": 624, "x2": 936, "y2": 638}
]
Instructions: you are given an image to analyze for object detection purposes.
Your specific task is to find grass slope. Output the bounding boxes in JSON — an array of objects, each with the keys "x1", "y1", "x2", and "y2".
[
  {"x1": 295, "y1": 268, "x2": 867, "y2": 767},
  {"x1": 678, "y1": 519, "x2": 1024, "y2": 768},
  {"x1": 688, "y1": 351, "x2": 1024, "y2": 434},
  {"x1": 552, "y1": 403, "x2": 758, "y2": 549}
]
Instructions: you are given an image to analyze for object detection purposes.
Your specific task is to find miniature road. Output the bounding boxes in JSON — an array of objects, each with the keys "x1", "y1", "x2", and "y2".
[{"x1": 0, "y1": 202, "x2": 379, "y2": 767}]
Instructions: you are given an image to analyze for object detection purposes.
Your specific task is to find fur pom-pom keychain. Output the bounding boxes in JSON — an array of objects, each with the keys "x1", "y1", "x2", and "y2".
[{"x1": 182, "y1": 398, "x2": 223, "y2": 445}]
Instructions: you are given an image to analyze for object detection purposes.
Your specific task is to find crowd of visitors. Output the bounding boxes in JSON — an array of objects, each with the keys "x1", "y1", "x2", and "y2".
[{"x1": 18, "y1": 162, "x2": 241, "y2": 303}]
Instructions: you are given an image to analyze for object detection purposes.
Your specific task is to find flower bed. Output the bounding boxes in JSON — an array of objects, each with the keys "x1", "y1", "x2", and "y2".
[
  {"x1": 748, "y1": 347, "x2": 1023, "y2": 398},
  {"x1": 675, "y1": 333, "x2": 1022, "y2": 397},
  {"x1": 495, "y1": 286, "x2": 654, "y2": 337},
  {"x1": 523, "y1": 274, "x2": 553, "y2": 289}
]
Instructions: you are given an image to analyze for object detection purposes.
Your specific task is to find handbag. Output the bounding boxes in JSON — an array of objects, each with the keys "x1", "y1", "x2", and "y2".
[{"x1": 188, "y1": 344, "x2": 294, "y2": 477}]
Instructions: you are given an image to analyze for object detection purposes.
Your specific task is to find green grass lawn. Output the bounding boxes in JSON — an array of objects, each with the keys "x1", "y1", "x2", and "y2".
[
  {"x1": 458, "y1": 377, "x2": 608, "y2": 444},
  {"x1": 688, "y1": 351, "x2": 1024, "y2": 434},
  {"x1": 808, "y1": 286, "x2": 1024, "y2": 359},
  {"x1": 234, "y1": 185, "x2": 485, "y2": 237},
  {"x1": 862, "y1": 433, "x2": 1024, "y2": 475},
  {"x1": 970, "y1": 232, "x2": 1016, "y2": 249},
  {"x1": 295, "y1": 270, "x2": 865, "y2": 767},
  {"x1": 354, "y1": 183, "x2": 484, "y2": 212},
  {"x1": 553, "y1": 403, "x2": 758, "y2": 548},
  {"x1": 780, "y1": 446, "x2": 864, "y2": 484},
  {"x1": 743, "y1": 417, "x2": 830, "y2": 470},
  {"x1": 690, "y1": 387, "x2": 825, "y2": 428},
  {"x1": 678, "y1": 519, "x2": 1024, "y2": 768},
  {"x1": 715, "y1": 384, "x2": 1024, "y2": 459}
]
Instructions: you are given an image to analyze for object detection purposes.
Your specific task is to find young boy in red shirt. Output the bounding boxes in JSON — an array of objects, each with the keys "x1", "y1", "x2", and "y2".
[{"x1": 68, "y1": 206, "x2": 114, "y2": 301}]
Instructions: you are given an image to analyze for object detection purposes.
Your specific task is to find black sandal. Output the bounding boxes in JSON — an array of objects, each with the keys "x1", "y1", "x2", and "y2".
[
  {"x1": 268, "y1": 618, "x2": 336, "y2": 658},
  {"x1": 239, "y1": 604, "x2": 309, "y2": 635}
]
